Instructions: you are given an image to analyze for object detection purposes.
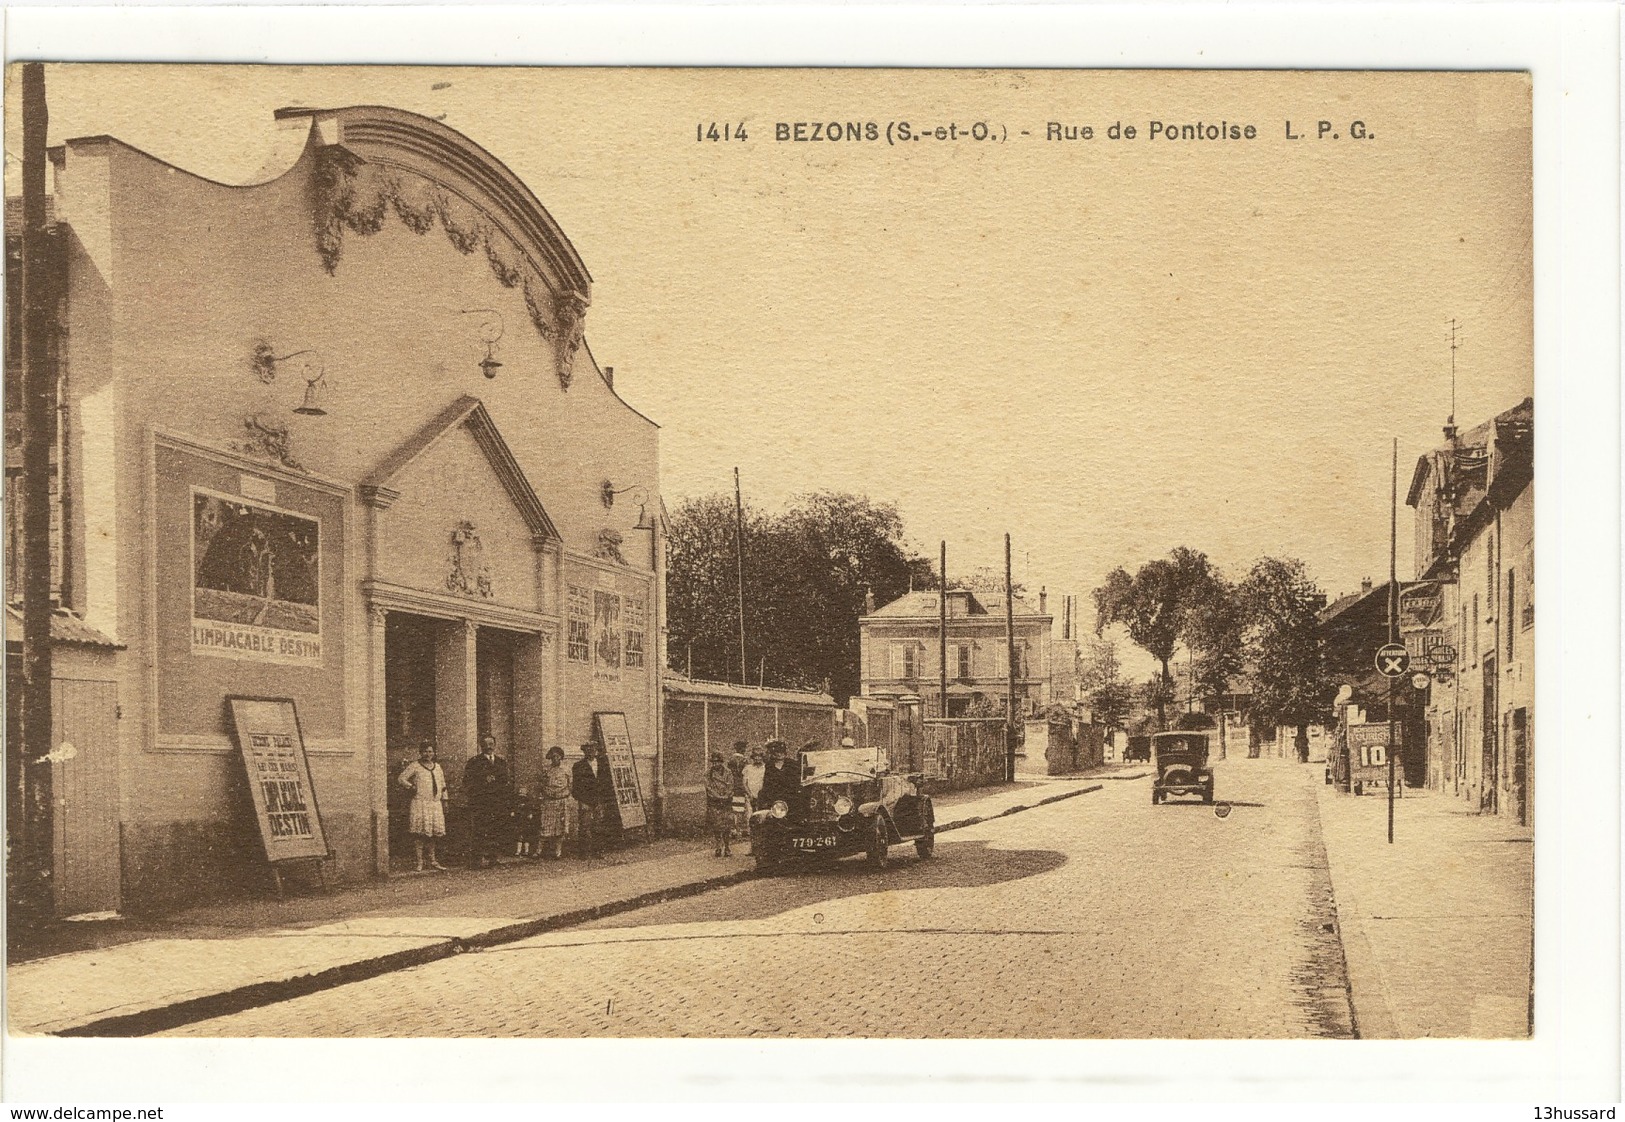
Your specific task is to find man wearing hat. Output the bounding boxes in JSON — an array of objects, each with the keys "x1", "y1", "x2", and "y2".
[
  {"x1": 758, "y1": 738, "x2": 800, "y2": 810},
  {"x1": 571, "y1": 741, "x2": 616, "y2": 858}
]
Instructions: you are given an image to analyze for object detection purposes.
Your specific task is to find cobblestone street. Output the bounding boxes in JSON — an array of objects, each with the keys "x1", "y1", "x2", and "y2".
[{"x1": 171, "y1": 759, "x2": 1353, "y2": 1038}]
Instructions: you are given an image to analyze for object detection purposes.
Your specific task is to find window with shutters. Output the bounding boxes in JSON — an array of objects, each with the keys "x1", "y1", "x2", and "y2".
[
  {"x1": 1471, "y1": 594, "x2": 1480, "y2": 659},
  {"x1": 956, "y1": 643, "x2": 973, "y2": 679},
  {"x1": 1505, "y1": 570, "x2": 1515, "y2": 661}
]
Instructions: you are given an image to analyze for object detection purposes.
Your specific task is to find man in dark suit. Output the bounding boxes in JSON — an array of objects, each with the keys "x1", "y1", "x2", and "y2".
[
  {"x1": 758, "y1": 738, "x2": 800, "y2": 809},
  {"x1": 571, "y1": 741, "x2": 616, "y2": 858},
  {"x1": 463, "y1": 734, "x2": 511, "y2": 868}
]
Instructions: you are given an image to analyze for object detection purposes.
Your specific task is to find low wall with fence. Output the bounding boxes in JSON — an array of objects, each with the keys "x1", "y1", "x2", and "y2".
[{"x1": 662, "y1": 679, "x2": 836, "y2": 833}]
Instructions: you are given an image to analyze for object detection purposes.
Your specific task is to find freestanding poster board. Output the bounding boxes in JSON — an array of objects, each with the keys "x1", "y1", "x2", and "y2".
[
  {"x1": 224, "y1": 696, "x2": 331, "y2": 894},
  {"x1": 593, "y1": 711, "x2": 648, "y2": 833}
]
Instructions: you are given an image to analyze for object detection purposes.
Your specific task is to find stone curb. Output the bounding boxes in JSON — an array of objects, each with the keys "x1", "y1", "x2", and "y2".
[{"x1": 55, "y1": 780, "x2": 1111, "y2": 1037}]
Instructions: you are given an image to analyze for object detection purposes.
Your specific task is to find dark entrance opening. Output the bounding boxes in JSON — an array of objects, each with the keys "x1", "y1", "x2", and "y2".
[
  {"x1": 476, "y1": 627, "x2": 517, "y2": 761},
  {"x1": 385, "y1": 613, "x2": 439, "y2": 870}
]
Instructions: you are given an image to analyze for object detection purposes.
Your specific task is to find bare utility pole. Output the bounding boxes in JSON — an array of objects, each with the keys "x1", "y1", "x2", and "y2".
[
  {"x1": 733, "y1": 467, "x2": 747, "y2": 686},
  {"x1": 1448, "y1": 317, "x2": 1459, "y2": 425},
  {"x1": 1005, "y1": 534, "x2": 1017, "y2": 782},
  {"x1": 938, "y1": 541, "x2": 948, "y2": 720},
  {"x1": 1388, "y1": 436, "x2": 1398, "y2": 844},
  {"x1": 19, "y1": 62, "x2": 56, "y2": 922}
]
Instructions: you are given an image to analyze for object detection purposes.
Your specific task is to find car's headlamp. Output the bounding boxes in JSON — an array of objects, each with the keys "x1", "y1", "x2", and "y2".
[
  {"x1": 771, "y1": 800, "x2": 789, "y2": 819},
  {"x1": 833, "y1": 796, "x2": 854, "y2": 817}
]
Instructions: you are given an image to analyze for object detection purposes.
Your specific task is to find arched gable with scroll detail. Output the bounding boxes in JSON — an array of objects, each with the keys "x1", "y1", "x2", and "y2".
[{"x1": 276, "y1": 106, "x2": 593, "y2": 391}]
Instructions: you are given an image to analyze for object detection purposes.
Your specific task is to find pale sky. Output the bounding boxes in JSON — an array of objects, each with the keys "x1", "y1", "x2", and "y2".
[{"x1": 13, "y1": 65, "x2": 1533, "y2": 642}]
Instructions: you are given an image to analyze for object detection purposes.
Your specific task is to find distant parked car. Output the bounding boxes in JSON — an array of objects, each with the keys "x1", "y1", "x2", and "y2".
[
  {"x1": 1151, "y1": 731, "x2": 1214, "y2": 805},
  {"x1": 1124, "y1": 735, "x2": 1152, "y2": 763},
  {"x1": 750, "y1": 745, "x2": 936, "y2": 872}
]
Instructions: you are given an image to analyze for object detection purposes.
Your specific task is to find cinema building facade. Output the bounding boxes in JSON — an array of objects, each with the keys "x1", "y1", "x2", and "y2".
[{"x1": 5, "y1": 106, "x2": 665, "y2": 913}]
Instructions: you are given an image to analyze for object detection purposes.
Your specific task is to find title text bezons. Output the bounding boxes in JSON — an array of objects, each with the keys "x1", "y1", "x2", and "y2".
[{"x1": 695, "y1": 119, "x2": 1375, "y2": 145}]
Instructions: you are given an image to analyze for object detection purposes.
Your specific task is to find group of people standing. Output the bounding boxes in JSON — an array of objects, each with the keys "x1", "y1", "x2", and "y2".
[
  {"x1": 704, "y1": 738, "x2": 802, "y2": 857},
  {"x1": 395, "y1": 738, "x2": 621, "y2": 871},
  {"x1": 395, "y1": 734, "x2": 811, "y2": 871}
]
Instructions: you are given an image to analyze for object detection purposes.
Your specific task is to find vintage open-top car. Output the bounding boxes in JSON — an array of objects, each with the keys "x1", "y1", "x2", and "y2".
[
  {"x1": 750, "y1": 745, "x2": 935, "y2": 871},
  {"x1": 1150, "y1": 731, "x2": 1215, "y2": 804}
]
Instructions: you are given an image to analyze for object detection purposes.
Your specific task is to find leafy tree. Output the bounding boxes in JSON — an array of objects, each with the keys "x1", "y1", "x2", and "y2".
[
  {"x1": 665, "y1": 491, "x2": 925, "y2": 702},
  {"x1": 664, "y1": 493, "x2": 776, "y2": 685},
  {"x1": 1185, "y1": 575, "x2": 1246, "y2": 709},
  {"x1": 1079, "y1": 638, "x2": 1134, "y2": 734},
  {"x1": 1240, "y1": 556, "x2": 1331, "y2": 759},
  {"x1": 1137, "y1": 674, "x2": 1176, "y2": 728},
  {"x1": 1093, "y1": 547, "x2": 1226, "y2": 729}
]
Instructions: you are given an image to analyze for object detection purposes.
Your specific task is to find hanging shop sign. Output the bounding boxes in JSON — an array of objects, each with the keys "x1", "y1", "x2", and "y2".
[{"x1": 593, "y1": 711, "x2": 647, "y2": 829}]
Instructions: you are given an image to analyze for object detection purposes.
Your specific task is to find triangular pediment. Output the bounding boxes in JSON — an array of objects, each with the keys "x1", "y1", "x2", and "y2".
[{"x1": 361, "y1": 395, "x2": 558, "y2": 542}]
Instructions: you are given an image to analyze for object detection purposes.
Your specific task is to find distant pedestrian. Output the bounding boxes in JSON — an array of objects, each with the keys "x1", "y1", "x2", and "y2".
[
  {"x1": 397, "y1": 741, "x2": 448, "y2": 872},
  {"x1": 537, "y1": 745, "x2": 573, "y2": 859},
  {"x1": 464, "y1": 734, "x2": 511, "y2": 869},
  {"x1": 731, "y1": 741, "x2": 747, "y2": 822},
  {"x1": 742, "y1": 745, "x2": 766, "y2": 811},
  {"x1": 572, "y1": 741, "x2": 615, "y2": 858},
  {"x1": 705, "y1": 754, "x2": 735, "y2": 857}
]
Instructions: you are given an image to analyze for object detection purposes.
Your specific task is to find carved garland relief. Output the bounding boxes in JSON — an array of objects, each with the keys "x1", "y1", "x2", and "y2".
[{"x1": 311, "y1": 146, "x2": 587, "y2": 390}]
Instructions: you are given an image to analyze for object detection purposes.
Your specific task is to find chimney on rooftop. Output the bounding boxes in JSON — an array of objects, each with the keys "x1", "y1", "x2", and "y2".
[
  {"x1": 1039, "y1": 587, "x2": 1047, "y2": 615},
  {"x1": 1360, "y1": 577, "x2": 1373, "y2": 596}
]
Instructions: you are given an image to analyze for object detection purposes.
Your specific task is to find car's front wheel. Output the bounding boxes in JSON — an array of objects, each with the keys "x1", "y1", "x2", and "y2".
[
  {"x1": 867, "y1": 818, "x2": 891, "y2": 869},
  {"x1": 915, "y1": 809, "x2": 936, "y2": 859}
]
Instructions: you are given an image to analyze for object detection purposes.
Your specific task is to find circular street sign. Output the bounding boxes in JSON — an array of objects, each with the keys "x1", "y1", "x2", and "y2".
[
  {"x1": 1411, "y1": 671, "x2": 1432, "y2": 690},
  {"x1": 1427, "y1": 645, "x2": 1458, "y2": 667},
  {"x1": 1375, "y1": 642, "x2": 1410, "y2": 678}
]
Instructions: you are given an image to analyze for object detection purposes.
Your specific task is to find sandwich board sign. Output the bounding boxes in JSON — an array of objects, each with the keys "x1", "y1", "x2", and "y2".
[
  {"x1": 593, "y1": 711, "x2": 648, "y2": 830},
  {"x1": 225, "y1": 696, "x2": 330, "y2": 891}
]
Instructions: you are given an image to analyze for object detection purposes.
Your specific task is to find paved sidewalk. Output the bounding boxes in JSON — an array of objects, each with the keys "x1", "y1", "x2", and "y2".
[
  {"x1": 6, "y1": 775, "x2": 1115, "y2": 1036},
  {"x1": 1315, "y1": 771, "x2": 1533, "y2": 1038}
]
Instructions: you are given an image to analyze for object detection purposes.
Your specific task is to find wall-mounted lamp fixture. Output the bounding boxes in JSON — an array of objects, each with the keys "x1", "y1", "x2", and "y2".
[
  {"x1": 293, "y1": 366, "x2": 329, "y2": 416},
  {"x1": 461, "y1": 308, "x2": 505, "y2": 379},
  {"x1": 601, "y1": 481, "x2": 647, "y2": 510},
  {"x1": 251, "y1": 345, "x2": 329, "y2": 416}
]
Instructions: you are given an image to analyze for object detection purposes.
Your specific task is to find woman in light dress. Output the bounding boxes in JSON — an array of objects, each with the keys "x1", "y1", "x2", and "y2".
[
  {"x1": 742, "y1": 744, "x2": 766, "y2": 810},
  {"x1": 705, "y1": 755, "x2": 736, "y2": 857},
  {"x1": 537, "y1": 746, "x2": 574, "y2": 860},
  {"x1": 397, "y1": 741, "x2": 449, "y2": 871}
]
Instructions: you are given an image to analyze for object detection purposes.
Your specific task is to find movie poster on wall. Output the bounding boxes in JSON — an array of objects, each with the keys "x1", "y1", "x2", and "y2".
[
  {"x1": 191, "y1": 487, "x2": 323, "y2": 666},
  {"x1": 593, "y1": 588, "x2": 621, "y2": 682}
]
